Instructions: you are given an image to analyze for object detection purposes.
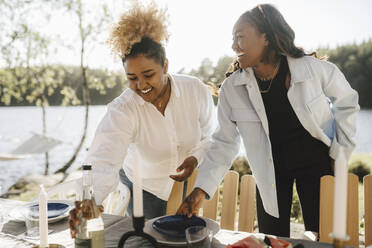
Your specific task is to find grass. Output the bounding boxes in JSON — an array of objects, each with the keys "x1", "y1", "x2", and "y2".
[
  {"x1": 350, "y1": 153, "x2": 372, "y2": 225},
  {"x1": 350, "y1": 153, "x2": 372, "y2": 169}
]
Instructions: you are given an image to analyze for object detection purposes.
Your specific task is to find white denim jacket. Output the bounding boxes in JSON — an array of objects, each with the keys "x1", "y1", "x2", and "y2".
[{"x1": 194, "y1": 55, "x2": 359, "y2": 218}]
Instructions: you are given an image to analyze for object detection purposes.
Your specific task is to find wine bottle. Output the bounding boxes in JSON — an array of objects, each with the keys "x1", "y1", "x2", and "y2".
[{"x1": 75, "y1": 165, "x2": 104, "y2": 248}]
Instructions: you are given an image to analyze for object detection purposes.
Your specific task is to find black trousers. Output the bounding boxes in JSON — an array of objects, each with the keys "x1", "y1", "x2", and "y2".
[{"x1": 256, "y1": 163, "x2": 333, "y2": 237}]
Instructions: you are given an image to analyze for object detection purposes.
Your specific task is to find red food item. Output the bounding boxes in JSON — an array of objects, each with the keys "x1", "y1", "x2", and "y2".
[
  {"x1": 268, "y1": 237, "x2": 292, "y2": 248},
  {"x1": 226, "y1": 236, "x2": 265, "y2": 248}
]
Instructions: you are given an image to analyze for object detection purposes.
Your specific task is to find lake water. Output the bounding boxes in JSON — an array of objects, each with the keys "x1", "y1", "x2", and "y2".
[{"x1": 0, "y1": 106, "x2": 372, "y2": 194}]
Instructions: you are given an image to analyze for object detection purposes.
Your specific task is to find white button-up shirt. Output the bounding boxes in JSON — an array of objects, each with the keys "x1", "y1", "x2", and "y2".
[{"x1": 84, "y1": 74, "x2": 216, "y2": 204}]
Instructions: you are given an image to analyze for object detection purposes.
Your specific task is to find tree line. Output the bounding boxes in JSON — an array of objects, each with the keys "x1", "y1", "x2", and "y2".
[
  {"x1": 2, "y1": 40, "x2": 371, "y2": 108},
  {"x1": 0, "y1": 65, "x2": 126, "y2": 106}
]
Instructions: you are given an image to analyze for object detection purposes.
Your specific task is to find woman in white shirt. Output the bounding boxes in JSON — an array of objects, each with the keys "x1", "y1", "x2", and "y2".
[{"x1": 82, "y1": 3, "x2": 215, "y2": 220}]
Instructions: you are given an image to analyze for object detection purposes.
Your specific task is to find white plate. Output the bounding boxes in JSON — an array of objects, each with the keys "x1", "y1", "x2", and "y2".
[
  {"x1": 144, "y1": 216, "x2": 220, "y2": 247},
  {"x1": 8, "y1": 200, "x2": 73, "y2": 223}
]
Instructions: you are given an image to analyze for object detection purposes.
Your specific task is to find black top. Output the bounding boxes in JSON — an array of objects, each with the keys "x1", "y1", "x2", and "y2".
[{"x1": 258, "y1": 56, "x2": 330, "y2": 173}]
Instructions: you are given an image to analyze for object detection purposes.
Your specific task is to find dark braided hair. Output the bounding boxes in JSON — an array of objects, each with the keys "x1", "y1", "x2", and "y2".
[{"x1": 250, "y1": 4, "x2": 305, "y2": 62}]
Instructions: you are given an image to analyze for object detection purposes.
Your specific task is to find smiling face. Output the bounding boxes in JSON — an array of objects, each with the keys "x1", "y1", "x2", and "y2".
[
  {"x1": 124, "y1": 54, "x2": 169, "y2": 104},
  {"x1": 232, "y1": 18, "x2": 268, "y2": 69}
]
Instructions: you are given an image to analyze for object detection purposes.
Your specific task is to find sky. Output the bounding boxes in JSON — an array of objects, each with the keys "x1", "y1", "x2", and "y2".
[{"x1": 46, "y1": 0, "x2": 372, "y2": 73}]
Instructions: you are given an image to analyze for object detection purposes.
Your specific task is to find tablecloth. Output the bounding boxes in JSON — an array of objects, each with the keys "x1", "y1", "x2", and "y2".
[{"x1": 0, "y1": 199, "x2": 356, "y2": 248}]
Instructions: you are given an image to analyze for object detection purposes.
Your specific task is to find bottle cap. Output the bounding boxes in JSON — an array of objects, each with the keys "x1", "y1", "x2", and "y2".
[{"x1": 82, "y1": 165, "x2": 92, "y2": 170}]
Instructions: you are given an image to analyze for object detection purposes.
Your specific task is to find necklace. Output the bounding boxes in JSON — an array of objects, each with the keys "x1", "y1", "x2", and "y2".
[
  {"x1": 255, "y1": 58, "x2": 281, "y2": 94},
  {"x1": 155, "y1": 78, "x2": 170, "y2": 109}
]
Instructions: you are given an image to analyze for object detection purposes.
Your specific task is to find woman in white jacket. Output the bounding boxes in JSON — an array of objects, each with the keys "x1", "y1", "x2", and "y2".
[{"x1": 177, "y1": 4, "x2": 359, "y2": 237}]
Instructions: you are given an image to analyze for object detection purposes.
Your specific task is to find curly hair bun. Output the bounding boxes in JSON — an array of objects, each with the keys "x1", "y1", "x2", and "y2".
[{"x1": 108, "y1": 1, "x2": 169, "y2": 58}]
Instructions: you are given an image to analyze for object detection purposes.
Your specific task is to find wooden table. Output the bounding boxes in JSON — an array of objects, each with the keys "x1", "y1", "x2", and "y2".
[{"x1": 0, "y1": 199, "x2": 356, "y2": 248}]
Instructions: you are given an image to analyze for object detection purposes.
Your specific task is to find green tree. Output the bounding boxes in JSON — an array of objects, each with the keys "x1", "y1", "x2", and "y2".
[
  {"x1": 52, "y1": 0, "x2": 114, "y2": 174},
  {"x1": 0, "y1": 1, "x2": 73, "y2": 174},
  {"x1": 186, "y1": 55, "x2": 234, "y2": 104},
  {"x1": 213, "y1": 56, "x2": 235, "y2": 85},
  {"x1": 188, "y1": 56, "x2": 234, "y2": 86},
  {"x1": 189, "y1": 58, "x2": 214, "y2": 83},
  {"x1": 318, "y1": 40, "x2": 372, "y2": 108}
]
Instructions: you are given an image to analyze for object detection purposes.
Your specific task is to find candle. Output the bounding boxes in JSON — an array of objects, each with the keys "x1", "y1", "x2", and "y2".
[
  {"x1": 39, "y1": 184, "x2": 48, "y2": 248},
  {"x1": 332, "y1": 152, "x2": 348, "y2": 240},
  {"x1": 133, "y1": 164, "x2": 143, "y2": 217}
]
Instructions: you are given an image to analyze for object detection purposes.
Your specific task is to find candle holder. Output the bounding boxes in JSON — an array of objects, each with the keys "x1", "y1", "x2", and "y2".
[
  {"x1": 332, "y1": 238, "x2": 347, "y2": 248},
  {"x1": 330, "y1": 233, "x2": 349, "y2": 248},
  {"x1": 117, "y1": 216, "x2": 158, "y2": 248}
]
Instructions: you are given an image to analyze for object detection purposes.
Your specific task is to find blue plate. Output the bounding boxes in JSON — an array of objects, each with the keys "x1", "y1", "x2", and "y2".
[
  {"x1": 152, "y1": 215, "x2": 206, "y2": 238},
  {"x1": 28, "y1": 202, "x2": 70, "y2": 219}
]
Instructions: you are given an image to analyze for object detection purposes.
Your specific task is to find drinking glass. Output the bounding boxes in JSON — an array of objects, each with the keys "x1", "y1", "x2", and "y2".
[
  {"x1": 22, "y1": 207, "x2": 40, "y2": 238},
  {"x1": 0, "y1": 186, "x2": 3, "y2": 223},
  {"x1": 185, "y1": 226, "x2": 213, "y2": 248}
]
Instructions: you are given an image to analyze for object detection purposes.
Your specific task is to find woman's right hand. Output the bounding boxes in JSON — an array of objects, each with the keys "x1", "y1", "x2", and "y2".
[
  {"x1": 170, "y1": 156, "x2": 198, "y2": 182},
  {"x1": 69, "y1": 201, "x2": 82, "y2": 238},
  {"x1": 69, "y1": 201, "x2": 104, "y2": 238}
]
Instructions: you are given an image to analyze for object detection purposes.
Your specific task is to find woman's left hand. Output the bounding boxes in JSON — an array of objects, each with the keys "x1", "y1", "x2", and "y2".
[
  {"x1": 169, "y1": 156, "x2": 198, "y2": 182},
  {"x1": 176, "y1": 188, "x2": 206, "y2": 217}
]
